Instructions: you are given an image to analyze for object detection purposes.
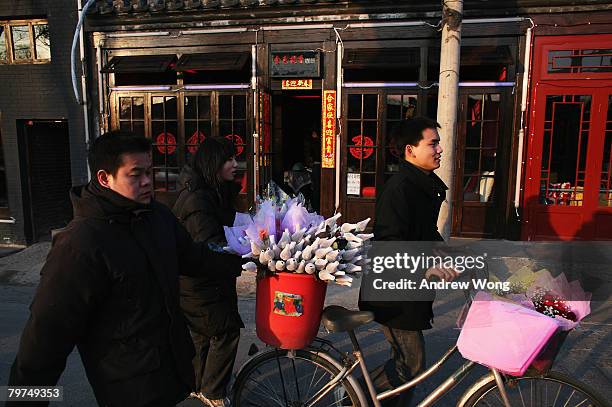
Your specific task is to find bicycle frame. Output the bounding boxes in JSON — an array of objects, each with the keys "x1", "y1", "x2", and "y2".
[{"x1": 303, "y1": 337, "x2": 511, "y2": 407}]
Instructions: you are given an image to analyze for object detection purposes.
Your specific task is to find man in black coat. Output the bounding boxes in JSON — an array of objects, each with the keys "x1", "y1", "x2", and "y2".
[
  {"x1": 359, "y1": 117, "x2": 457, "y2": 406},
  {"x1": 7, "y1": 131, "x2": 240, "y2": 407}
]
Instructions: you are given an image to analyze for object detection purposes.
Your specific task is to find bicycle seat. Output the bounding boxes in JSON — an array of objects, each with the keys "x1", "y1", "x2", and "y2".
[{"x1": 321, "y1": 305, "x2": 374, "y2": 333}]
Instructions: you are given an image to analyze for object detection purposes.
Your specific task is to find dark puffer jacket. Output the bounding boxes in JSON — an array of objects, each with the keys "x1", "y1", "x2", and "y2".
[
  {"x1": 359, "y1": 159, "x2": 448, "y2": 330},
  {"x1": 173, "y1": 165, "x2": 244, "y2": 336},
  {"x1": 7, "y1": 184, "x2": 239, "y2": 407}
]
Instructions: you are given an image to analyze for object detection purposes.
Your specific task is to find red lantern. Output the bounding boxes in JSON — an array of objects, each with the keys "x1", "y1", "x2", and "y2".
[
  {"x1": 156, "y1": 132, "x2": 176, "y2": 155},
  {"x1": 349, "y1": 135, "x2": 374, "y2": 159}
]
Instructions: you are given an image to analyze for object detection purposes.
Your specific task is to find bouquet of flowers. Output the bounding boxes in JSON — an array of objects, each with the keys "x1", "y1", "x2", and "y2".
[
  {"x1": 493, "y1": 267, "x2": 591, "y2": 330},
  {"x1": 457, "y1": 268, "x2": 592, "y2": 375},
  {"x1": 223, "y1": 192, "x2": 372, "y2": 287}
]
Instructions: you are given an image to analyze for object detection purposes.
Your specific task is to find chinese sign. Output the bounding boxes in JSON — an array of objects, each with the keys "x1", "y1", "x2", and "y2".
[
  {"x1": 271, "y1": 51, "x2": 320, "y2": 78},
  {"x1": 321, "y1": 90, "x2": 336, "y2": 169},
  {"x1": 282, "y1": 79, "x2": 313, "y2": 90}
]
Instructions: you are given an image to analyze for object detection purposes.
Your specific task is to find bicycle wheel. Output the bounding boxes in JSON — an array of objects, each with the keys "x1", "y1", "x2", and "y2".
[
  {"x1": 232, "y1": 348, "x2": 364, "y2": 407},
  {"x1": 464, "y1": 371, "x2": 609, "y2": 407}
]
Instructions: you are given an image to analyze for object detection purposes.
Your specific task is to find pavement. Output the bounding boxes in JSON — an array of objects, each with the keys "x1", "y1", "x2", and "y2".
[{"x1": 0, "y1": 240, "x2": 610, "y2": 406}]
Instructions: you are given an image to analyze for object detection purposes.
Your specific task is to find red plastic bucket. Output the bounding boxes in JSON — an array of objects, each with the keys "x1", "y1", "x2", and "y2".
[{"x1": 256, "y1": 273, "x2": 327, "y2": 349}]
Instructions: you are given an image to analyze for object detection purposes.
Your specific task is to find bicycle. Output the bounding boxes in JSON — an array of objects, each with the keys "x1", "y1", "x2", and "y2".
[
  {"x1": 232, "y1": 309, "x2": 607, "y2": 407},
  {"x1": 231, "y1": 270, "x2": 607, "y2": 407}
]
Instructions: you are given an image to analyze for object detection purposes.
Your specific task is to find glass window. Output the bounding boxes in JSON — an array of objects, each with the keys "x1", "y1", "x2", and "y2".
[
  {"x1": 599, "y1": 95, "x2": 612, "y2": 207},
  {"x1": 118, "y1": 97, "x2": 145, "y2": 137},
  {"x1": 385, "y1": 94, "x2": 417, "y2": 176},
  {"x1": 151, "y1": 96, "x2": 179, "y2": 192},
  {"x1": 219, "y1": 95, "x2": 248, "y2": 184},
  {"x1": 0, "y1": 129, "x2": 7, "y2": 208},
  {"x1": 548, "y1": 49, "x2": 612, "y2": 74},
  {"x1": 184, "y1": 95, "x2": 212, "y2": 163},
  {"x1": 0, "y1": 26, "x2": 7, "y2": 62},
  {"x1": 11, "y1": 25, "x2": 31, "y2": 60},
  {"x1": 33, "y1": 24, "x2": 50, "y2": 60},
  {"x1": 346, "y1": 93, "x2": 378, "y2": 198},
  {"x1": 539, "y1": 95, "x2": 591, "y2": 206},
  {"x1": 462, "y1": 94, "x2": 501, "y2": 202}
]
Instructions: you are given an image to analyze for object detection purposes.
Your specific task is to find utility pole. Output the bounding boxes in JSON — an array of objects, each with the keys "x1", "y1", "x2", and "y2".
[{"x1": 436, "y1": 0, "x2": 463, "y2": 240}]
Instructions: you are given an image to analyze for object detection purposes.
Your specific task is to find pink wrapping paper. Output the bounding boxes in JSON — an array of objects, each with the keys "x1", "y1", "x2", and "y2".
[{"x1": 457, "y1": 291, "x2": 559, "y2": 376}]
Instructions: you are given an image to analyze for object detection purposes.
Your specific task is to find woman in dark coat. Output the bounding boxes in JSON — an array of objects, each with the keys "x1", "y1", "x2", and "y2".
[{"x1": 173, "y1": 136, "x2": 244, "y2": 407}]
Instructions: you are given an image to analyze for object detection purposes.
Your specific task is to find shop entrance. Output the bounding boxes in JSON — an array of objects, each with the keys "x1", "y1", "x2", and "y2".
[{"x1": 273, "y1": 91, "x2": 322, "y2": 212}]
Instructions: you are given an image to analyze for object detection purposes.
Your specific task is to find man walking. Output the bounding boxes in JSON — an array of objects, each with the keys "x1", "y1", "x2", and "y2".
[
  {"x1": 7, "y1": 131, "x2": 240, "y2": 406},
  {"x1": 359, "y1": 117, "x2": 457, "y2": 406}
]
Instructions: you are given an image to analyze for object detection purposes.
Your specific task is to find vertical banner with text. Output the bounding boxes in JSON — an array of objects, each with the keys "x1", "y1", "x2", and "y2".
[{"x1": 321, "y1": 90, "x2": 337, "y2": 168}]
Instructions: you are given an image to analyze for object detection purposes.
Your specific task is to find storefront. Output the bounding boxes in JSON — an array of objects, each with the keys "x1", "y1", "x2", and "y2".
[
  {"x1": 83, "y1": 0, "x2": 611, "y2": 240},
  {"x1": 522, "y1": 33, "x2": 612, "y2": 240}
]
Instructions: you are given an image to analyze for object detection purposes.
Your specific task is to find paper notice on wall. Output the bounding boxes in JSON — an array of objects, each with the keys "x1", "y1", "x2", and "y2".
[{"x1": 347, "y1": 173, "x2": 361, "y2": 196}]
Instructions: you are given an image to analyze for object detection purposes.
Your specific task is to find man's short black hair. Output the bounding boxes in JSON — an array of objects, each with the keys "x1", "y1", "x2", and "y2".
[
  {"x1": 391, "y1": 117, "x2": 441, "y2": 154},
  {"x1": 88, "y1": 130, "x2": 152, "y2": 176}
]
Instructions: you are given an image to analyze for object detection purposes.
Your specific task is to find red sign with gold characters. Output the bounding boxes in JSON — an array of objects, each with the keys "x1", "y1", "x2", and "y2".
[
  {"x1": 321, "y1": 90, "x2": 336, "y2": 168},
  {"x1": 282, "y1": 79, "x2": 313, "y2": 90}
]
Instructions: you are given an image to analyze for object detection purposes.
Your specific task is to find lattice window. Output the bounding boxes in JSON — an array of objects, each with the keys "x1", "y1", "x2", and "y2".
[{"x1": 539, "y1": 95, "x2": 591, "y2": 206}]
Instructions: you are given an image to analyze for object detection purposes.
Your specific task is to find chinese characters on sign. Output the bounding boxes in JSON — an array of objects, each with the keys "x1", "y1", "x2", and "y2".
[
  {"x1": 270, "y1": 51, "x2": 321, "y2": 78},
  {"x1": 321, "y1": 90, "x2": 336, "y2": 169},
  {"x1": 282, "y1": 79, "x2": 313, "y2": 90}
]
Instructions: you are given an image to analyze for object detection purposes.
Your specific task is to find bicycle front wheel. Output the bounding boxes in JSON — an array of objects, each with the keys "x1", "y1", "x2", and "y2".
[
  {"x1": 464, "y1": 371, "x2": 609, "y2": 407},
  {"x1": 232, "y1": 348, "x2": 364, "y2": 407}
]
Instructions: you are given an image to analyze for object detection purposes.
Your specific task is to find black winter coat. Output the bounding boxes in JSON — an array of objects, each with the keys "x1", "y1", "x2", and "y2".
[
  {"x1": 8, "y1": 184, "x2": 238, "y2": 407},
  {"x1": 359, "y1": 159, "x2": 448, "y2": 330},
  {"x1": 172, "y1": 165, "x2": 244, "y2": 336}
]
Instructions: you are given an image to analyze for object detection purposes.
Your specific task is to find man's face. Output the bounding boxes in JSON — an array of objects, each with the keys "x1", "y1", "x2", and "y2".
[
  {"x1": 404, "y1": 128, "x2": 443, "y2": 172},
  {"x1": 97, "y1": 152, "x2": 153, "y2": 204}
]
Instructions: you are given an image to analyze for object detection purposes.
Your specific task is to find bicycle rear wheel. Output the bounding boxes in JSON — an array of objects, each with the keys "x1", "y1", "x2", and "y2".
[
  {"x1": 232, "y1": 348, "x2": 364, "y2": 407},
  {"x1": 464, "y1": 371, "x2": 609, "y2": 407}
]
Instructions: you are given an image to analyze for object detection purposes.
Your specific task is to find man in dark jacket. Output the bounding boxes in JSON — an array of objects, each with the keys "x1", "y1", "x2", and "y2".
[
  {"x1": 359, "y1": 117, "x2": 457, "y2": 406},
  {"x1": 7, "y1": 131, "x2": 240, "y2": 407}
]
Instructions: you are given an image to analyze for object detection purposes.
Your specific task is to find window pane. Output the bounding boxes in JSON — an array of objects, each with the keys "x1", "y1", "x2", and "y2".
[
  {"x1": 539, "y1": 95, "x2": 591, "y2": 206},
  {"x1": 198, "y1": 96, "x2": 211, "y2": 120},
  {"x1": 33, "y1": 24, "x2": 50, "y2": 60},
  {"x1": 233, "y1": 95, "x2": 246, "y2": 119},
  {"x1": 363, "y1": 94, "x2": 377, "y2": 119},
  {"x1": 164, "y1": 96, "x2": 177, "y2": 120},
  {"x1": 348, "y1": 95, "x2": 362, "y2": 119},
  {"x1": 11, "y1": 25, "x2": 31, "y2": 60},
  {"x1": 152, "y1": 97, "x2": 164, "y2": 120},
  {"x1": 185, "y1": 96, "x2": 197, "y2": 119},
  {"x1": 132, "y1": 97, "x2": 144, "y2": 119},
  {"x1": 219, "y1": 95, "x2": 232, "y2": 119},
  {"x1": 119, "y1": 97, "x2": 131, "y2": 120},
  {"x1": 0, "y1": 26, "x2": 7, "y2": 61},
  {"x1": 599, "y1": 95, "x2": 612, "y2": 207}
]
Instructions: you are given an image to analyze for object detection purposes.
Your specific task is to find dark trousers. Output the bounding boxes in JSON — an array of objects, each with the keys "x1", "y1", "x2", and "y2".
[
  {"x1": 192, "y1": 329, "x2": 240, "y2": 399},
  {"x1": 369, "y1": 327, "x2": 425, "y2": 407}
]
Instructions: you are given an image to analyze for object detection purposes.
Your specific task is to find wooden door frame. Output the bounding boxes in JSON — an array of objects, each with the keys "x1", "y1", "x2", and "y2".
[{"x1": 452, "y1": 87, "x2": 513, "y2": 238}]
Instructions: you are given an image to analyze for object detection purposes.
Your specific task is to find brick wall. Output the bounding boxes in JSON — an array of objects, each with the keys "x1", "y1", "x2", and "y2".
[{"x1": 0, "y1": 0, "x2": 89, "y2": 244}]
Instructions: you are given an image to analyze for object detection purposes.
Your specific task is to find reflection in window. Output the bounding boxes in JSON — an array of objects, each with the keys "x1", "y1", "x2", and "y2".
[
  {"x1": 539, "y1": 95, "x2": 591, "y2": 206},
  {"x1": 118, "y1": 97, "x2": 145, "y2": 137},
  {"x1": 0, "y1": 20, "x2": 51, "y2": 63},
  {"x1": 462, "y1": 94, "x2": 500, "y2": 202},
  {"x1": 548, "y1": 49, "x2": 612, "y2": 74},
  {"x1": 346, "y1": 93, "x2": 378, "y2": 198},
  {"x1": 33, "y1": 24, "x2": 50, "y2": 60},
  {"x1": 184, "y1": 95, "x2": 211, "y2": 164},
  {"x1": 0, "y1": 26, "x2": 6, "y2": 61},
  {"x1": 11, "y1": 25, "x2": 31, "y2": 60},
  {"x1": 600, "y1": 95, "x2": 612, "y2": 207}
]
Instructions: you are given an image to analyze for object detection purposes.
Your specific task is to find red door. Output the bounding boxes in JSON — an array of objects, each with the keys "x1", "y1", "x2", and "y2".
[
  {"x1": 524, "y1": 87, "x2": 612, "y2": 240},
  {"x1": 523, "y1": 35, "x2": 612, "y2": 240}
]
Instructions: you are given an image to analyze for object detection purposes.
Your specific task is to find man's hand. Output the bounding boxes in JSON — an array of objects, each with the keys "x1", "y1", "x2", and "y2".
[{"x1": 425, "y1": 266, "x2": 459, "y2": 282}]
